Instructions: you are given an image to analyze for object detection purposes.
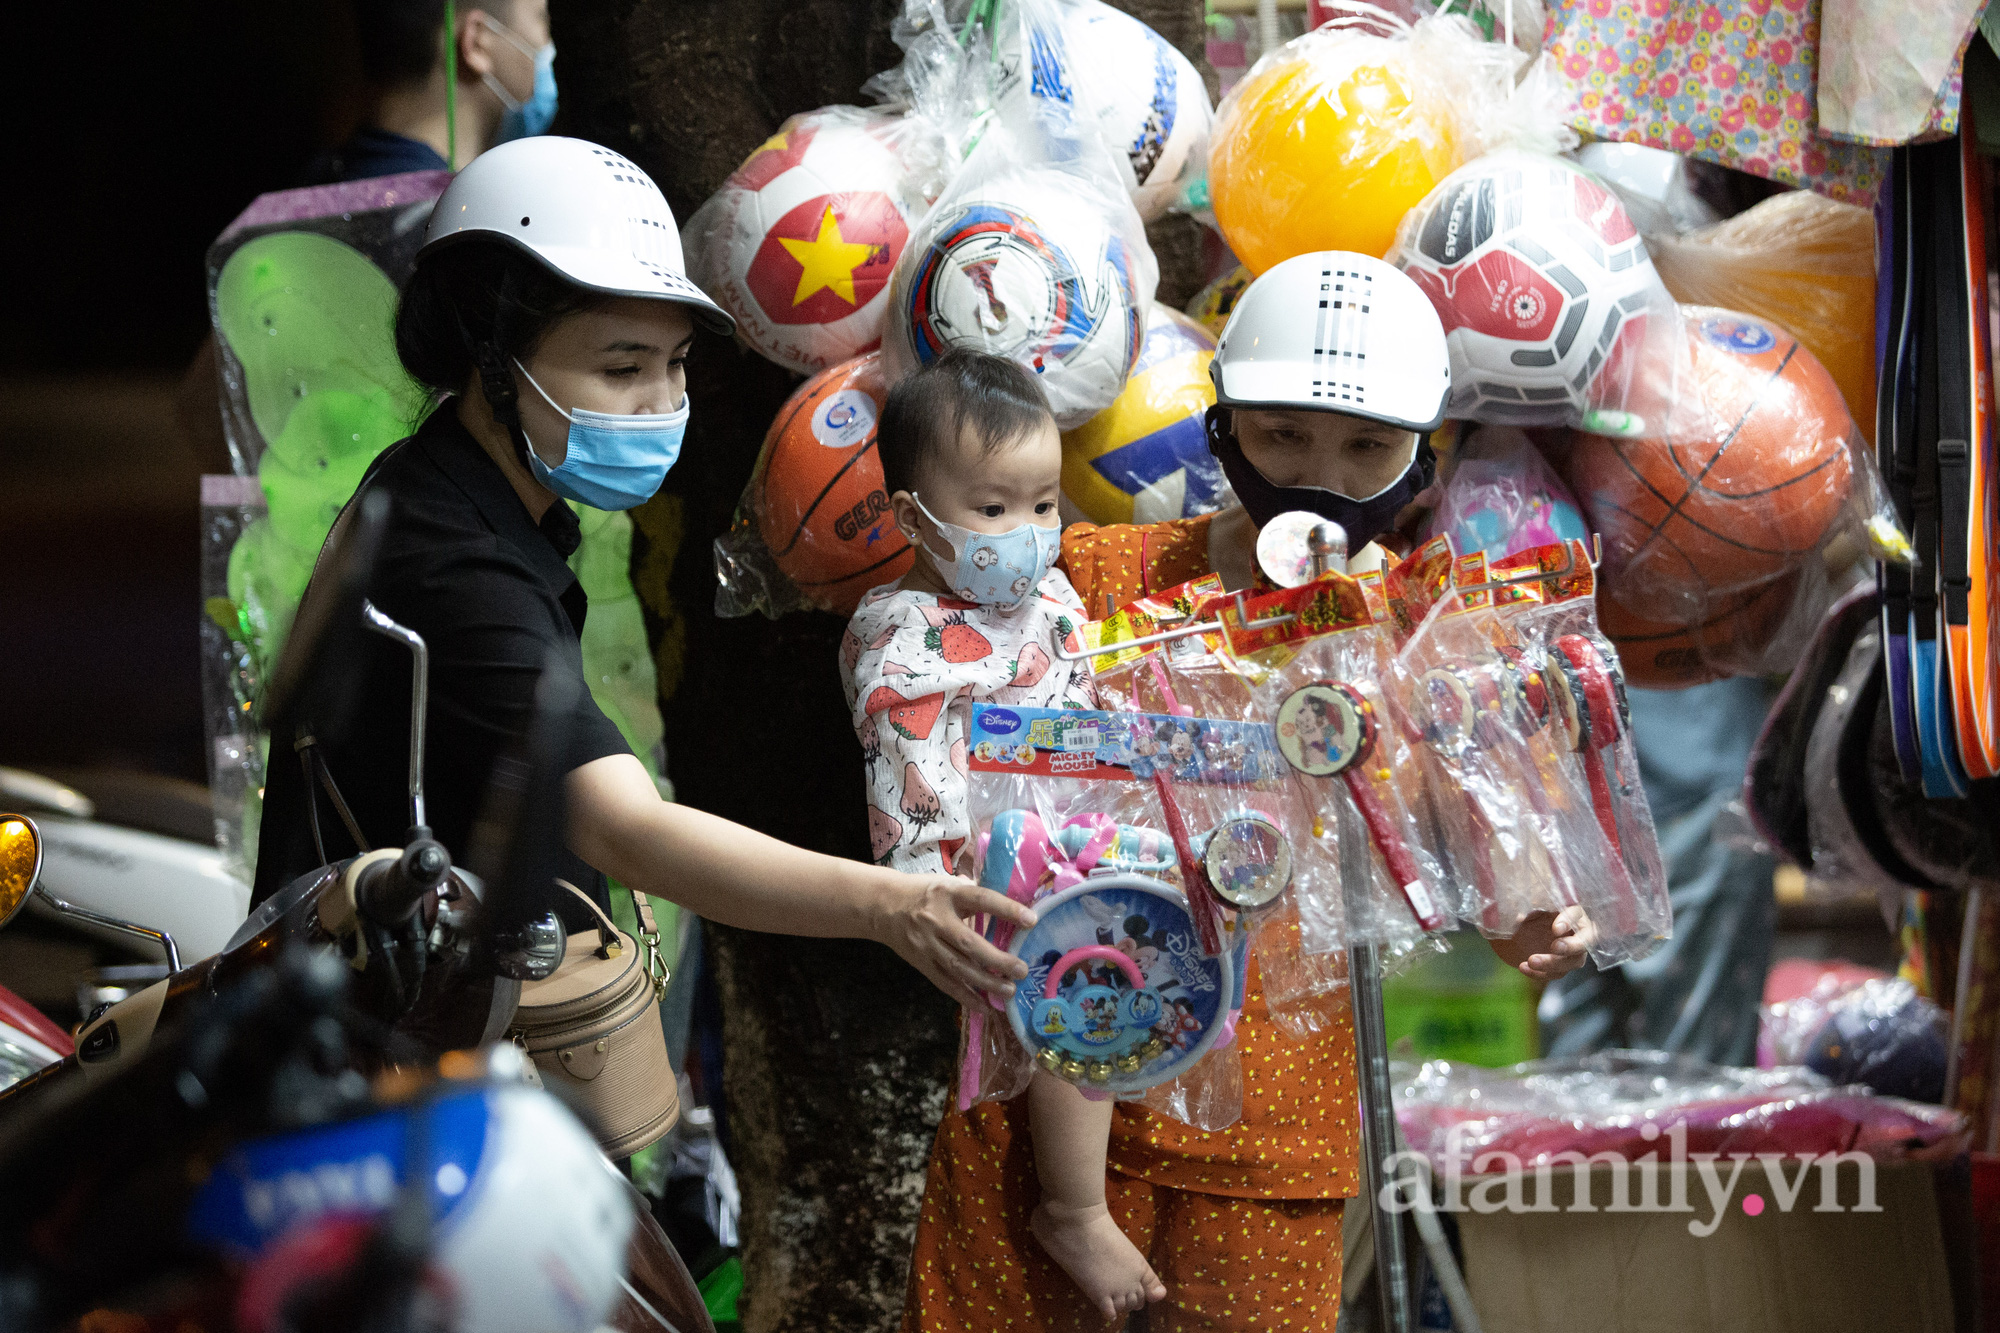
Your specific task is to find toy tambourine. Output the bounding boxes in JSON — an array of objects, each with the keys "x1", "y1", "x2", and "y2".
[
  {"x1": 1199, "y1": 814, "x2": 1291, "y2": 909},
  {"x1": 1008, "y1": 874, "x2": 1233, "y2": 1093},
  {"x1": 1275, "y1": 682, "x2": 1446, "y2": 932}
]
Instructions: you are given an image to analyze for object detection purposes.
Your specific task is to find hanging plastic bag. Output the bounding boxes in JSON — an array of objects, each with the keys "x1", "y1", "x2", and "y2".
[
  {"x1": 1220, "y1": 571, "x2": 1452, "y2": 967},
  {"x1": 956, "y1": 703, "x2": 1251, "y2": 1130},
  {"x1": 1480, "y1": 539, "x2": 1671, "y2": 964},
  {"x1": 681, "y1": 105, "x2": 948, "y2": 377},
  {"x1": 1421, "y1": 424, "x2": 1589, "y2": 562},
  {"x1": 1078, "y1": 579, "x2": 1351, "y2": 1037},
  {"x1": 878, "y1": 0, "x2": 1160, "y2": 429},
  {"x1": 1648, "y1": 191, "x2": 1880, "y2": 443}
]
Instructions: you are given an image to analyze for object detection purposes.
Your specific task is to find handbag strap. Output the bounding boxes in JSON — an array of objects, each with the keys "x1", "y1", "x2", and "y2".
[
  {"x1": 554, "y1": 878, "x2": 623, "y2": 960},
  {"x1": 629, "y1": 887, "x2": 670, "y2": 1003}
]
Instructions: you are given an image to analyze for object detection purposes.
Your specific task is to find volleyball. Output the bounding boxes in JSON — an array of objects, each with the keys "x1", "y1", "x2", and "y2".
[
  {"x1": 1393, "y1": 151, "x2": 1665, "y2": 425},
  {"x1": 685, "y1": 107, "x2": 932, "y2": 375},
  {"x1": 752, "y1": 352, "x2": 913, "y2": 615},
  {"x1": 885, "y1": 168, "x2": 1148, "y2": 430},
  {"x1": 1060, "y1": 303, "x2": 1224, "y2": 525}
]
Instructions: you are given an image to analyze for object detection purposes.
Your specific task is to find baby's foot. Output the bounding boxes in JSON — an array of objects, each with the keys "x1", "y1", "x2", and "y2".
[{"x1": 1030, "y1": 1199, "x2": 1167, "y2": 1322}]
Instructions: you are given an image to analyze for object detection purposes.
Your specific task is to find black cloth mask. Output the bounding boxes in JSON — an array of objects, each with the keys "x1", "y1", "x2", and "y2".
[{"x1": 1204, "y1": 407, "x2": 1436, "y2": 549}]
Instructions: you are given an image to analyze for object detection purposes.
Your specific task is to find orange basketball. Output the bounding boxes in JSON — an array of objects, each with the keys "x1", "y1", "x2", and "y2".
[
  {"x1": 1597, "y1": 571, "x2": 1799, "y2": 688},
  {"x1": 754, "y1": 351, "x2": 912, "y2": 614},
  {"x1": 1569, "y1": 306, "x2": 1854, "y2": 617}
]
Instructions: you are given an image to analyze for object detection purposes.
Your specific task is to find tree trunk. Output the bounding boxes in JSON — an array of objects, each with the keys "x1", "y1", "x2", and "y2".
[{"x1": 550, "y1": 5, "x2": 1208, "y2": 1329}]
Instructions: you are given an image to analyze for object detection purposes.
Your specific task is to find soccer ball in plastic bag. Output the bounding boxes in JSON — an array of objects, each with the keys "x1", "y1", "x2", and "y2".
[
  {"x1": 886, "y1": 168, "x2": 1147, "y2": 431},
  {"x1": 684, "y1": 107, "x2": 934, "y2": 375},
  {"x1": 1047, "y1": 1, "x2": 1213, "y2": 222},
  {"x1": 1060, "y1": 304, "x2": 1224, "y2": 526},
  {"x1": 1394, "y1": 151, "x2": 1665, "y2": 425}
]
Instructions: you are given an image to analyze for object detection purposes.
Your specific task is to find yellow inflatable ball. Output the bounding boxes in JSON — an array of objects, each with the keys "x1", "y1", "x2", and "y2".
[
  {"x1": 1209, "y1": 32, "x2": 1458, "y2": 274},
  {"x1": 1061, "y1": 304, "x2": 1225, "y2": 526}
]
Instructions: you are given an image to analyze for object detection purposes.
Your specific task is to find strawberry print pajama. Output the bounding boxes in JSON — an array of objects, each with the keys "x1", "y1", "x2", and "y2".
[{"x1": 842, "y1": 574, "x2": 1096, "y2": 873}]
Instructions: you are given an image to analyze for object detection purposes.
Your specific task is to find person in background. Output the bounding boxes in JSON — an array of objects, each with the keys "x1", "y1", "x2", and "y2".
[
  {"x1": 302, "y1": 0, "x2": 556, "y2": 184},
  {"x1": 1540, "y1": 677, "x2": 1780, "y2": 1064}
]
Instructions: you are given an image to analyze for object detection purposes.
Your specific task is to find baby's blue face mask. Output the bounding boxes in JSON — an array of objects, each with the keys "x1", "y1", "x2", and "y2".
[
  {"x1": 485, "y1": 22, "x2": 558, "y2": 142},
  {"x1": 910, "y1": 494, "x2": 1061, "y2": 609},
  {"x1": 515, "y1": 359, "x2": 686, "y2": 511}
]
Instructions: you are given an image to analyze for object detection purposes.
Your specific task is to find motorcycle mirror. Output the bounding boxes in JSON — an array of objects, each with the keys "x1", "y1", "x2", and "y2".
[
  {"x1": 261, "y1": 489, "x2": 390, "y2": 746},
  {"x1": 464, "y1": 653, "x2": 578, "y2": 981},
  {"x1": 0, "y1": 814, "x2": 42, "y2": 933}
]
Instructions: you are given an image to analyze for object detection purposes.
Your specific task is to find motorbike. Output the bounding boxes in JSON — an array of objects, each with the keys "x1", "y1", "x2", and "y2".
[{"x1": 0, "y1": 491, "x2": 713, "y2": 1332}]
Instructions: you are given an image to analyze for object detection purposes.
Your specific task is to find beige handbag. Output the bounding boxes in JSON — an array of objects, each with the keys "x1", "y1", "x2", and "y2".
[{"x1": 508, "y1": 880, "x2": 678, "y2": 1158}]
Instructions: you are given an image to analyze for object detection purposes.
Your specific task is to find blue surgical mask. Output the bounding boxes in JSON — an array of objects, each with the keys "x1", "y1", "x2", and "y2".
[
  {"x1": 484, "y1": 22, "x2": 558, "y2": 143},
  {"x1": 910, "y1": 494, "x2": 1061, "y2": 609},
  {"x1": 514, "y1": 359, "x2": 686, "y2": 511}
]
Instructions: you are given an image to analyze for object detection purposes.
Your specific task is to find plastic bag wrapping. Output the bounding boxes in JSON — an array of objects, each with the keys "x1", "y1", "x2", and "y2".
[
  {"x1": 956, "y1": 703, "x2": 1252, "y2": 1130},
  {"x1": 1220, "y1": 572, "x2": 1451, "y2": 968},
  {"x1": 1391, "y1": 539, "x2": 1611, "y2": 953},
  {"x1": 1059, "y1": 303, "x2": 1228, "y2": 527},
  {"x1": 1567, "y1": 305, "x2": 1899, "y2": 624},
  {"x1": 681, "y1": 106, "x2": 947, "y2": 377},
  {"x1": 1569, "y1": 142, "x2": 1722, "y2": 241},
  {"x1": 1759, "y1": 975, "x2": 1949, "y2": 1103},
  {"x1": 1389, "y1": 148, "x2": 1688, "y2": 432},
  {"x1": 201, "y1": 476, "x2": 271, "y2": 886},
  {"x1": 1421, "y1": 425, "x2": 1589, "y2": 562},
  {"x1": 1475, "y1": 539, "x2": 1672, "y2": 965},
  {"x1": 1393, "y1": 1049, "x2": 1970, "y2": 1173},
  {"x1": 877, "y1": 0, "x2": 1160, "y2": 429},
  {"x1": 1649, "y1": 191, "x2": 1880, "y2": 444},
  {"x1": 1207, "y1": 4, "x2": 1530, "y2": 274},
  {"x1": 1076, "y1": 579, "x2": 1350, "y2": 1038},
  {"x1": 867, "y1": 0, "x2": 1213, "y2": 223},
  {"x1": 713, "y1": 352, "x2": 911, "y2": 621}
]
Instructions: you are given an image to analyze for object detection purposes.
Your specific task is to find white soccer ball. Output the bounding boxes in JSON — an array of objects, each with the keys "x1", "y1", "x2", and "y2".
[
  {"x1": 1058, "y1": 3, "x2": 1213, "y2": 222},
  {"x1": 884, "y1": 167, "x2": 1148, "y2": 430},
  {"x1": 1393, "y1": 150, "x2": 1669, "y2": 425},
  {"x1": 684, "y1": 107, "x2": 935, "y2": 375}
]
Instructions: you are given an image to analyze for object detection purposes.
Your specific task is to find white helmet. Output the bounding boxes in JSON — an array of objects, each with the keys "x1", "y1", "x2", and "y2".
[
  {"x1": 419, "y1": 136, "x2": 735, "y2": 335},
  {"x1": 1211, "y1": 251, "x2": 1449, "y2": 432}
]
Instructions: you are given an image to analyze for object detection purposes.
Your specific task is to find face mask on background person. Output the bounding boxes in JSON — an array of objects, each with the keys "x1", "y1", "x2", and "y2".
[
  {"x1": 483, "y1": 18, "x2": 558, "y2": 142},
  {"x1": 513, "y1": 359, "x2": 685, "y2": 511},
  {"x1": 907, "y1": 496, "x2": 1061, "y2": 609},
  {"x1": 1204, "y1": 407, "x2": 1437, "y2": 551}
]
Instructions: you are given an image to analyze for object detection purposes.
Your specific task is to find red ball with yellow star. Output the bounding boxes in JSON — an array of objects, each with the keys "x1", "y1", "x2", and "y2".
[{"x1": 683, "y1": 107, "x2": 935, "y2": 375}]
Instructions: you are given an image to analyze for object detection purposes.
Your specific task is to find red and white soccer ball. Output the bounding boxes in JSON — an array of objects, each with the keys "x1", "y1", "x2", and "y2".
[
  {"x1": 1393, "y1": 150, "x2": 1668, "y2": 426},
  {"x1": 684, "y1": 107, "x2": 936, "y2": 375}
]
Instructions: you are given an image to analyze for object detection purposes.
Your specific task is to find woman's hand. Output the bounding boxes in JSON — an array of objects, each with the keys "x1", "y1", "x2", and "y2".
[
  {"x1": 873, "y1": 872, "x2": 1039, "y2": 1010},
  {"x1": 1490, "y1": 905, "x2": 1595, "y2": 981}
]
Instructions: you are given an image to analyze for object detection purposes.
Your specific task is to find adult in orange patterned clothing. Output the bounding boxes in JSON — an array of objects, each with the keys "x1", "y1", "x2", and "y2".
[{"x1": 900, "y1": 253, "x2": 1596, "y2": 1332}]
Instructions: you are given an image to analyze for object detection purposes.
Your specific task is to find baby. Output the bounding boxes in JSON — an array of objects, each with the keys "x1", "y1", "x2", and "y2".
[{"x1": 840, "y1": 349, "x2": 1167, "y2": 1320}]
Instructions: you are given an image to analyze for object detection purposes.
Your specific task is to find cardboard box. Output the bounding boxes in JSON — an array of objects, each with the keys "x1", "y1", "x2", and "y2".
[{"x1": 1453, "y1": 1160, "x2": 1953, "y2": 1333}]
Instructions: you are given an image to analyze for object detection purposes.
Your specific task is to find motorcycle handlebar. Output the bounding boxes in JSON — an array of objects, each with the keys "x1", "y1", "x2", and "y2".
[{"x1": 355, "y1": 836, "x2": 451, "y2": 927}]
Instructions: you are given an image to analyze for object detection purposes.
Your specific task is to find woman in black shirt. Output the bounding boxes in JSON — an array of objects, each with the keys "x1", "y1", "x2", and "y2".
[{"x1": 255, "y1": 136, "x2": 1033, "y2": 1010}]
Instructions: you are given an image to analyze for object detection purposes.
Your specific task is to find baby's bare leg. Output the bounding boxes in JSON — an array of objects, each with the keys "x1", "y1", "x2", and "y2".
[{"x1": 1026, "y1": 1071, "x2": 1167, "y2": 1320}]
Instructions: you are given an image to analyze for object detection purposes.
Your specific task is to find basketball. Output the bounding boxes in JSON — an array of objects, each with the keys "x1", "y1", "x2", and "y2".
[
  {"x1": 753, "y1": 352, "x2": 913, "y2": 614},
  {"x1": 1597, "y1": 571, "x2": 1800, "y2": 688},
  {"x1": 1567, "y1": 306, "x2": 1855, "y2": 615}
]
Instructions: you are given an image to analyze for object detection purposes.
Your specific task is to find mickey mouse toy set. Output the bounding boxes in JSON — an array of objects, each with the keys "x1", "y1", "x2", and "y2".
[{"x1": 957, "y1": 538, "x2": 1672, "y2": 1131}]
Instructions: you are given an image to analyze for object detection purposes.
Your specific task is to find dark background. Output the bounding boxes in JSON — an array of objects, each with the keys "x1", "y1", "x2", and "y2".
[{"x1": 5, "y1": 2, "x2": 364, "y2": 782}]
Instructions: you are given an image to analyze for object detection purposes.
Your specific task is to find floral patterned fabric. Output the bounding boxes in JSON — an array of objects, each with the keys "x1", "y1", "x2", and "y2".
[
  {"x1": 842, "y1": 574, "x2": 1094, "y2": 874},
  {"x1": 1543, "y1": 0, "x2": 1892, "y2": 204},
  {"x1": 1816, "y1": 0, "x2": 1979, "y2": 146}
]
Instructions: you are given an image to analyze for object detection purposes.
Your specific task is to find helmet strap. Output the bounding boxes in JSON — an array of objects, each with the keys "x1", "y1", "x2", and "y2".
[{"x1": 473, "y1": 339, "x2": 540, "y2": 477}]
